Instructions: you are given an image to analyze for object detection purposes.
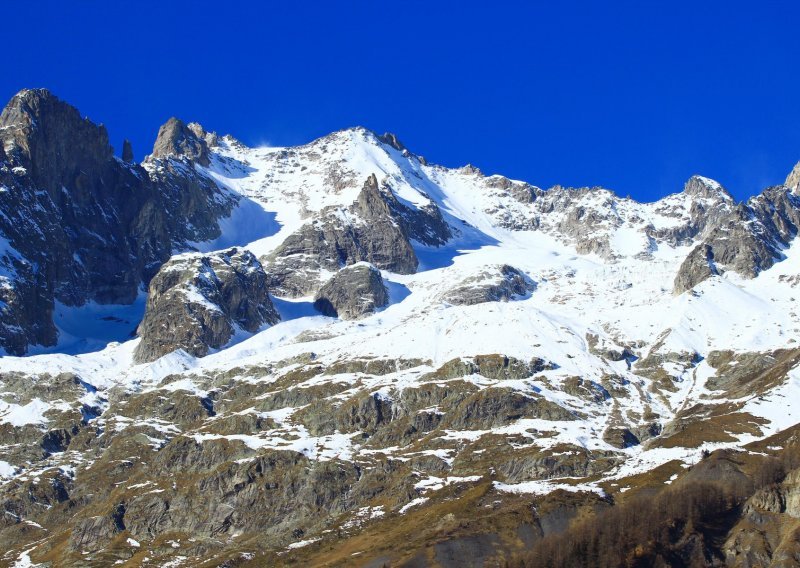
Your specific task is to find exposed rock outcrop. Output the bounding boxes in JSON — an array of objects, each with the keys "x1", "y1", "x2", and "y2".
[
  {"x1": 0, "y1": 89, "x2": 235, "y2": 354},
  {"x1": 441, "y1": 388, "x2": 576, "y2": 429},
  {"x1": 121, "y1": 139, "x2": 134, "y2": 163},
  {"x1": 313, "y1": 263, "x2": 388, "y2": 320},
  {"x1": 134, "y1": 248, "x2": 279, "y2": 362},
  {"x1": 674, "y1": 243, "x2": 717, "y2": 294},
  {"x1": 724, "y1": 466, "x2": 800, "y2": 566},
  {"x1": 440, "y1": 265, "x2": 534, "y2": 305},
  {"x1": 421, "y1": 354, "x2": 552, "y2": 382},
  {"x1": 150, "y1": 117, "x2": 214, "y2": 166},
  {"x1": 267, "y1": 174, "x2": 450, "y2": 296},
  {"x1": 672, "y1": 178, "x2": 800, "y2": 293},
  {"x1": 377, "y1": 131, "x2": 407, "y2": 153},
  {"x1": 785, "y1": 161, "x2": 800, "y2": 192}
]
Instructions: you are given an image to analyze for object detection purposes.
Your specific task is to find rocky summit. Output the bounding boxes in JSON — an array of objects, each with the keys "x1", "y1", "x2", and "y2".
[{"x1": 1, "y1": 89, "x2": 800, "y2": 567}]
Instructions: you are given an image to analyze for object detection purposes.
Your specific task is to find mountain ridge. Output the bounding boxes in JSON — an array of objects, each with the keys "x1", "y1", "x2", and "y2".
[{"x1": 2, "y1": 88, "x2": 800, "y2": 567}]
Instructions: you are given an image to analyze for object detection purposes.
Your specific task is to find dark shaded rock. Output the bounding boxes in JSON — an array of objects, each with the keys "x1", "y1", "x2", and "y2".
[
  {"x1": 496, "y1": 445, "x2": 620, "y2": 482},
  {"x1": 421, "y1": 354, "x2": 552, "y2": 382},
  {"x1": 117, "y1": 389, "x2": 216, "y2": 429},
  {"x1": 377, "y1": 132, "x2": 407, "y2": 152},
  {"x1": 68, "y1": 504, "x2": 125, "y2": 552},
  {"x1": 441, "y1": 388, "x2": 576, "y2": 430},
  {"x1": 121, "y1": 139, "x2": 134, "y2": 162},
  {"x1": 335, "y1": 392, "x2": 393, "y2": 434},
  {"x1": 631, "y1": 421, "x2": 663, "y2": 443},
  {"x1": 294, "y1": 389, "x2": 395, "y2": 437},
  {"x1": 674, "y1": 183, "x2": 800, "y2": 293},
  {"x1": 602, "y1": 426, "x2": 641, "y2": 449},
  {"x1": 134, "y1": 248, "x2": 279, "y2": 362},
  {"x1": 313, "y1": 263, "x2": 388, "y2": 319},
  {"x1": 0, "y1": 89, "x2": 235, "y2": 354},
  {"x1": 322, "y1": 357, "x2": 430, "y2": 376},
  {"x1": 705, "y1": 349, "x2": 800, "y2": 399},
  {"x1": 674, "y1": 243, "x2": 717, "y2": 294},
  {"x1": 585, "y1": 333, "x2": 635, "y2": 362},
  {"x1": 398, "y1": 380, "x2": 479, "y2": 414},
  {"x1": 562, "y1": 376, "x2": 611, "y2": 403}
]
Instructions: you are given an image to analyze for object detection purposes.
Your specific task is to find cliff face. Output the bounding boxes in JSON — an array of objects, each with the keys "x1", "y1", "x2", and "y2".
[{"x1": 0, "y1": 89, "x2": 235, "y2": 354}]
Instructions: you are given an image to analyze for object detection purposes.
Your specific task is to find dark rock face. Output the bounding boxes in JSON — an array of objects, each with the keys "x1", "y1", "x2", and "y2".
[
  {"x1": 674, "y1": 244, "x2": 717, "y2": 294},
  {"x1": 421, "y1": 354, "x2": 552, "y2": 382},
  {"x1": 377, "y1": 131, "x2": 407, "y2": 152},
  {"x1": 121, "y1": 139, "x2": 134, "y2": 163},
  {"x1": 673, "y1": 184, "x2": 800, "y2": 293},
  {"x1": 441, "y1": 265, "x2": 534, "y2": 306},
  {"x1": 313, "y1": 263, "x2": 388, "y2": 320},
  {"x1": 0, "y1": 89, "x2": 235, "y2": 354},
  {"x1": 441, "y1": 388, "x2": 576, "y2": 430},
  {"x1": 268, "y1": 174, "x2": 450, "y2": 297},
  {"x1": 134, "y1": 248, "x2": 280, "y2": 363}
]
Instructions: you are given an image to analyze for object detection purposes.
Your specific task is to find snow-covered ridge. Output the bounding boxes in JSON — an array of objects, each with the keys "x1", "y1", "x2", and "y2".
[{"x1": 200, "y1": 126, "x2": 747, "y2": 264}]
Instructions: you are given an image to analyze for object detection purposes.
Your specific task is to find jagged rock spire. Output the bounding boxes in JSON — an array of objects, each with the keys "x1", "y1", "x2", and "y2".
[
  {"x1": 377, "y1": 132, "x2": 406, "y2": 152},
  {"x1": 122, "y1": 139, "x2": 134, "y2": 163},
  {"x1": 151, "y1": 117, "x2": 211, "y2": 166}
]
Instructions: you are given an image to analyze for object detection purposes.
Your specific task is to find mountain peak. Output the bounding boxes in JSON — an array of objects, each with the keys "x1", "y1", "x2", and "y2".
[
  {"x1": 785, "y1": 161, "x2": 800, "y2": 192},
  {"x1": 0, "y1": 88, "x2": 112, "y2": 196},
  {"x1": 2, "y1": 88, "x2": 56, "y2": 115},
  {"x1": 150, "y1": 117, "x2": 215, "y2": 166},
  {"x1": 683, "y1": 175, "x2": 733, "y2": 201}
]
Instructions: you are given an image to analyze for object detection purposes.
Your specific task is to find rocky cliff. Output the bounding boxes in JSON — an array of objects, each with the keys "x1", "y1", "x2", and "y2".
[{"x1": 0, "y1": 89, "x2": 236, "y2": 355}]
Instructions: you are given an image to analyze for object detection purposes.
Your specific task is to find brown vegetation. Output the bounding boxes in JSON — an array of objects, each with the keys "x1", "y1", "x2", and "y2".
[{"x1": 512, "y1": 447, "x2": 799, "y2": 568}]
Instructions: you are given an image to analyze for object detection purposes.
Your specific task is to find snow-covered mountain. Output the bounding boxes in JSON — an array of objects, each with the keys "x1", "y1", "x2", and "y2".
[{"x1": 2, "y1": 89, "x2": 800, "y2": 567}]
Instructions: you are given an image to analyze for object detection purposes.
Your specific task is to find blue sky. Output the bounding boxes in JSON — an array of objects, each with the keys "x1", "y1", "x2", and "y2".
[{"x1": 3, "y1": 1, "x2": 799, "y2": 201}]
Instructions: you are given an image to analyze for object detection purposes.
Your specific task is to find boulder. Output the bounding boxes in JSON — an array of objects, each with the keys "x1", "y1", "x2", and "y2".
[
  {"x1": 440, "y1": 265, "x2": 535, "y2": 305},
  {"x1": 134, "y1": 248, "x2": 279, "y2": 362},
  {"x1": 313, "y1": 263, "x2": 388, "y2": 320},
  {"x1": 674, "y1": 243, "x2": 717, "y2": 294}
]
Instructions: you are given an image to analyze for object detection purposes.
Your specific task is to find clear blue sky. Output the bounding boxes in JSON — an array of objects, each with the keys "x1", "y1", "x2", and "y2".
[{"x1": 4, "y1": 1, "x2": 800, "y2": 201}]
